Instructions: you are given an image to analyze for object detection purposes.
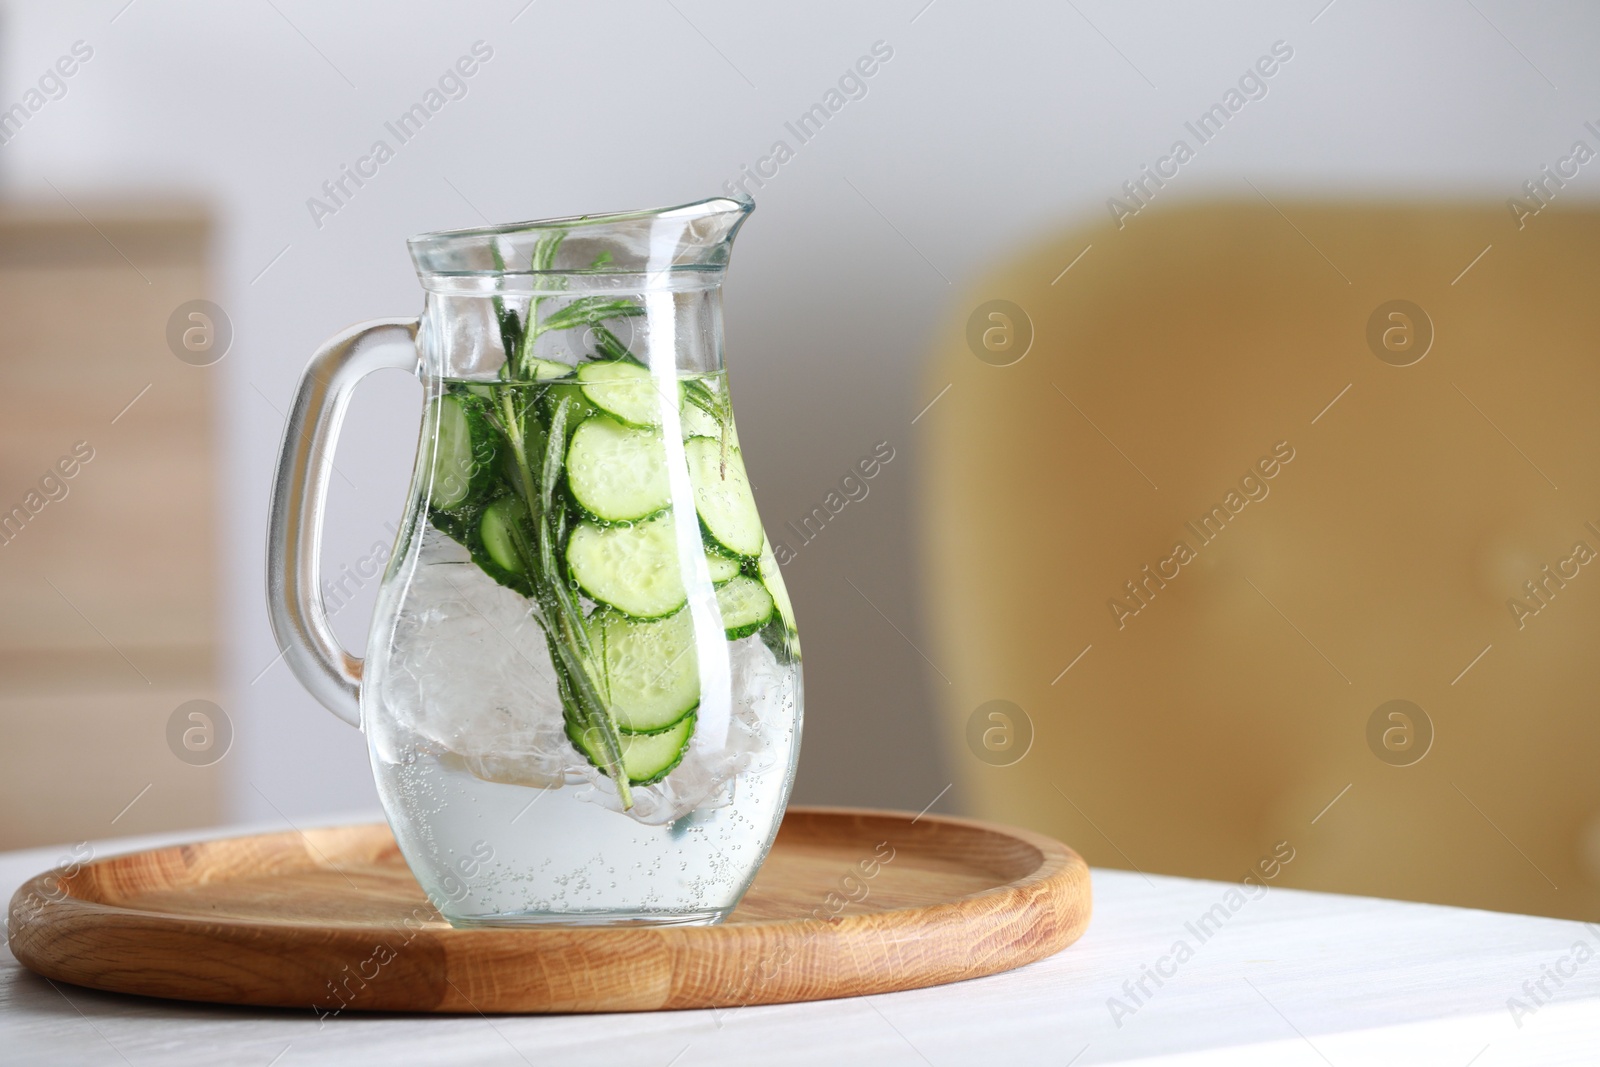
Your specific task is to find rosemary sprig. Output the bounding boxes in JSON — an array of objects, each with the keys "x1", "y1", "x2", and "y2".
[
  {"x1": 433, "y1": 231, "x2": 652, "y2": 807},
  {"x1": 489, "y1": 239, "x2": 522, "y2": 359},
  {"x1": 513, "y1": 234, "x2": 561, "y2": 376},
  {"x1": 488, "y1": 232, "x2": 641, "y2": 808}
]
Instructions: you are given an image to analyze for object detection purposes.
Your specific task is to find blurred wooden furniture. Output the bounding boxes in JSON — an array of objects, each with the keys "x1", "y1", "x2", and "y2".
[
  {"x1": 0, "y1": 202, "x2": 221, "y2": 848},
  {"x1": 4, "y1": 824, "x2": 1596, "y2": 1062},
  {"x1": 923, "y1": 202, "x2": 1600, "y2": 921}
]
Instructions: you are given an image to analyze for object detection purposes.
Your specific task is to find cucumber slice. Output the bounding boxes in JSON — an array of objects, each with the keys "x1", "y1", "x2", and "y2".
[
  {"x1": 705, "y1": 552, "x2": 741, "y2": 584},
  {"x1": 478, "y1": 496, "x2": 529, "y2": 575},
  {"x1": 577, "y1": 360, "x2": 675, "y2": 428},
  {"x1": 716, "y1": 574, "x2": 775, "y2": 640},
  {"x1": 540, "y1": 380, "x2": 602, "y2": 429},
  {"x1": 686, "y1": 437, "x2": 764, "y2": 559},
  {"x1": 569, "y1": 711, "x2": 695, "y2": 786},
  {"x1": 759, "y1": 538, "x2": 801, "y2": 658},
  {"x1": 590, "y1": 608, "x2": 699, "y2": 733},
  {"x1": 427, "y1": 392, "x2": 498, "y2": 510},
  {"x1": 530, "y1": 358, "x2": 574, "y2": 381},
  {"x1": 566, "y1": 417, "x2": 669, "y2": 523},
  {"x1": 566, "y1": 512, "x2": 685, "y2": 619}
]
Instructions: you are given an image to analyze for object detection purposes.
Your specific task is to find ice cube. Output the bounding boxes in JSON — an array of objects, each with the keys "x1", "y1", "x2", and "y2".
[{"x1": 376, "y1": 528, "x2": 798, "y2": 825}]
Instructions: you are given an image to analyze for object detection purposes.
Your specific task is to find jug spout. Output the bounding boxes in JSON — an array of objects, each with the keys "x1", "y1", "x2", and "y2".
[{"x1": 408, "y1": 195, "x2": 753, "y2": 280}]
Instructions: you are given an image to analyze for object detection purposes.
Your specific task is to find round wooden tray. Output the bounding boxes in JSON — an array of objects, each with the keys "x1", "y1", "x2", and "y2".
[{"x1": 7, "y1": 806, "x2": 1090, "y2": 1014}]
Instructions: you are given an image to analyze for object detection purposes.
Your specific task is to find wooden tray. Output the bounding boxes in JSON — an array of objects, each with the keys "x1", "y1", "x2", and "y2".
[{"x1": 7, "y1": 806, "x2": 1090, "y2": 1014}]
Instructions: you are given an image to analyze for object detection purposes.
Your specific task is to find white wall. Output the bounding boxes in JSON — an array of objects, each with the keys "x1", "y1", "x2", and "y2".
[{"x1": 2, "y1": 0, "x2": 1591, "y2": 824}]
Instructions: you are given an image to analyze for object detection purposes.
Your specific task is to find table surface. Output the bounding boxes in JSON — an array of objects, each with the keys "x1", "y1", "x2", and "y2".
[{"x1": 3, "y1": 820, "x2": 1598, "y2": 1066}]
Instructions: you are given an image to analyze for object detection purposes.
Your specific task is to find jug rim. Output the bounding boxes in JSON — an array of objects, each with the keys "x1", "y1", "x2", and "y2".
[{"x1": 408, "y1": 194, "x2": 753, "y2": 279}]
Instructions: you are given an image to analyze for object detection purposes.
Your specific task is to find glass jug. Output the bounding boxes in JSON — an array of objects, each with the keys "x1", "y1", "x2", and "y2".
[{"x1": 267, "y1": 196, "x2": 802, "y2": 926}]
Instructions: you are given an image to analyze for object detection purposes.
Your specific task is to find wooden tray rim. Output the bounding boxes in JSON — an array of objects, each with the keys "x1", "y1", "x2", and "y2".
[
  {"x1": 13, "y1": 806, "x2": 1077, "y2": 929},
  {"x1": 8, "y1": 805, "x2": 1093, "y2": 1013}
]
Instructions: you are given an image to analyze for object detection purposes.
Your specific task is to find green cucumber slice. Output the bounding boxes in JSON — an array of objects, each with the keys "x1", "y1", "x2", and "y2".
[
  {"x1": 478, "y1": 496, "x2": 529, "y2": 575},
  {"x1": 705, "y1": 552, "x2": 741, "y2": 584},
  {"x1": 530, "y1": 358, "x2": 574, "y2": 381},
  {"x1": 759, "y1": 538, "x2": 801, "y2": 658},
  {"x1": 716, "y1": 574, "x2": 775, "y2": 639},
  {"x1": 565, "y1": 416, "x2": 669, "y2": 523},
  {"x1": 686, "y1": 437, "x2": 764, "y2": 558},
  {"x1": 427, "y1": 392, "x2": 498, "y2": 510},
  {"x1": 569, "y1": 711, "x2": 696, "y2": 785},
  {"x1": 566, "y1": 512, "x2": 685, "y2": 619},
  {"x1": 540, "y1": 380, "x2": 602, "y2": 429},
  {"x1": 590, "y1": 608, "x2": 699, "y2": 733},
  {"x1": 577, "y1": 360, "x2": 675, "y2": 428}
]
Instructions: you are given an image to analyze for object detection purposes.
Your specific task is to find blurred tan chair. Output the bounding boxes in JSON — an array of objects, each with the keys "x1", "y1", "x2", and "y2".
[{"x1": 923, "y1": 200, "x2": 1600, "y2": 920}]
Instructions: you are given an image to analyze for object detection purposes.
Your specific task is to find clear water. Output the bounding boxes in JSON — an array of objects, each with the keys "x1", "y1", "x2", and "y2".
[{"x1": 363, "y1": 369, "x2": 802, "y2": 925}]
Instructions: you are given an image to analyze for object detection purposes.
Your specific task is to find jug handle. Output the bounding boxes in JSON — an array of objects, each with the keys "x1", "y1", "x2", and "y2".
[{"x1": 266, "y1": 318, "x2": 419, "y2": 727}]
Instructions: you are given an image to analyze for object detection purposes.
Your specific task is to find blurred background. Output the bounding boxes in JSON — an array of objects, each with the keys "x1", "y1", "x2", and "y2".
[{"x1": 1, "y1": 0, "x2": 1597, "y2": 921}]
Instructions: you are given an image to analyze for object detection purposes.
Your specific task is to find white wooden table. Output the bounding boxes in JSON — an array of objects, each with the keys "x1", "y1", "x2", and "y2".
[{"x1": 3, "y1": 822, "x2": 1597, "y2": 1065}]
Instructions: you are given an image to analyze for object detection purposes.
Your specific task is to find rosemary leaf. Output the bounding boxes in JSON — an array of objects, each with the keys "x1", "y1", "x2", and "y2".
[
  {"x1": 591, "y1": 325, "x2": 634, "y2": 362},
  {"x1": 530, "y1": 231, "x2": 566, "y2": 274},
  {"x1": 539, "y1": 297, "x2": 646, "y2": 336}
]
